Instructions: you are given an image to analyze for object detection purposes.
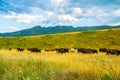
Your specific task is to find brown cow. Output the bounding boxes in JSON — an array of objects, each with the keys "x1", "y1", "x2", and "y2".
[{"x1": 45, "y1": 48, "x2": 54, "y2": 52}]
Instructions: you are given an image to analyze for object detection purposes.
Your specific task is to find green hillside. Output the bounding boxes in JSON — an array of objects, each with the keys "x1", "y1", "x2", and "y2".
[
  {"x1": 0, "y1": 25, "x2": 120, "y2": 37},
  {"x1": 0, "y1": 28, "x2": 120, "y2": 49}
]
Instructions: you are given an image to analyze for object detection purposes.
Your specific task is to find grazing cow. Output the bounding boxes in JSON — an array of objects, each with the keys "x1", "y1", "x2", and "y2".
[
  {"x1": 99, "y1": 48, "x2": 107, "y2": 52},
  {"x1": 17, "y1": 48, "x2": 24, "y2": 52},
  {"x1": 45, "y1": 48, "x2": 54, "y2": 52},
  {"x1": 92, "y1": 49, "x2": 98, "y2": 53},
  {"x1": 55, "y1": 48, "x2": 69, "y2": 53},
  {"x1": 69, "y1": 48, "x2": 76, "y2": 53},
  {"x1": 9, "y1": 48, "x2": 12, "y2": 51},
  {"x1": 116, "y1": 50, "x2": 120, "y2": 56},
  {"x1": 77, "y1": 48, "x2": 98, "y2": 54},
  {"x1": 77, "y1": 48, "x2": 85, "y2": 53},
  {"x1": 106, "y1": 49, "x2": 120, "y2": 56},
  {"x1": 27, "y1": 48, "x2": 41, "y2": 53}
]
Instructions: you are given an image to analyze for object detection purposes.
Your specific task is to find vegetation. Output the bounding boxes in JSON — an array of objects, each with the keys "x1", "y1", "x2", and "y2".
[
  {"x1": 0, "y1": 28, "x2": 120, "y2": 49},
  {"x1": 0, "y1": 25, "x2": 120, "y2": 36},
  {"x1": 0, "y1": 28, "x2": 120, "y2": 80},
  {"x1": 0, "y1": 50, "x2": 120, "y2": 80}
]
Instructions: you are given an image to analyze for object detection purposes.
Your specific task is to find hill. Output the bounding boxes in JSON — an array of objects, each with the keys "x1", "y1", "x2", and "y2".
[
  {"x1": 0, "y1": 25, "x2": 120, "y2": 36},
  {"x1": 0, "y1": 28, "x2": 120, "y2": 49}
]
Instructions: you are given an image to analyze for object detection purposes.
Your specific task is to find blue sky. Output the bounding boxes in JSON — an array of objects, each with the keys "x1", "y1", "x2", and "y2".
[{"x1": 0, "y1": 0, "x2": 120, "y2": 33}]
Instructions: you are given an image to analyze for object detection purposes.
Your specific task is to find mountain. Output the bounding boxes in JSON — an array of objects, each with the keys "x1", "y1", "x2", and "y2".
[{"x1": 0, "y1": 25, "x2": 120, "y2": 37}]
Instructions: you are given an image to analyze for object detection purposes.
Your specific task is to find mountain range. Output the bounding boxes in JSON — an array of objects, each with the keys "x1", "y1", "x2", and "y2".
[{"x1": 0, "y1": 25, "x2": 120, "y2": 37}]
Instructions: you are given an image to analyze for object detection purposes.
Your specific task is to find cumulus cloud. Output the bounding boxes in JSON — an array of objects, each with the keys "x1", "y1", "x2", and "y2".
[
  {"x1": 1, "y1": 0, "x2": 120, "y2": 28},
  {"x1": 51, "y1": 0, "x2": 68, "y2": 8},
  {"x1": 3, "y1": 6, "x2": 120, "y2": 27},
  {"x1": 84, "y1": 7, "x2": 110, "y2": 17},
  {"x1": 4, "y1": 12, "x2": 46, "y2": 24},
  {"x1": 50, "y1": 0, "x2": 69, "y2": 13},
  {"x1": 58, "y1": 14, "x2": 78, "y2": 24},
  {"x1": 82, "y1": 7, "x2": 111, "y2": 23},
  {"x1": 71, "y1": 7, "x2": 83, "y2": 17},
  {"x1": 112, "y1": 9, "x2": 120, "y2": 16}
]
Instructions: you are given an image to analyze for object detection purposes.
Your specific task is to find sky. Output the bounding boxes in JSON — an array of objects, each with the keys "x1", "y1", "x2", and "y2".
[{"x1": 0, "y1": 0, "x2": 120, "y2": 33}]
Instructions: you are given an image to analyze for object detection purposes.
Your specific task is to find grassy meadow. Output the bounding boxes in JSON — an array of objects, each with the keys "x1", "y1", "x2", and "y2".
[
  {"x1": 0, "y1": 28, "x2": 120, "y2": 80},
  {"x1": 0, "y1": 29, "x2": 120, "y2": 49},
  {"x1": 0, "y1": 49, "x2": 120, "y2": 80}
]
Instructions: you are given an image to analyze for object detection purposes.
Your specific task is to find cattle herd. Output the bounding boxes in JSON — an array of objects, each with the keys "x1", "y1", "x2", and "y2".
[{"x1": 8, "y1": 47, "x2": 120, "y2": 56}]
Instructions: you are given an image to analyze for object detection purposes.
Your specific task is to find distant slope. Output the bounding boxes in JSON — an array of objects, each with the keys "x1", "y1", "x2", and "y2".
[
  {"x1": 0, "y1": 25, "x2": 120, "y2": 36},
  {"x1": 0, "y1": 28, "x2": 120, "y2": 49}
]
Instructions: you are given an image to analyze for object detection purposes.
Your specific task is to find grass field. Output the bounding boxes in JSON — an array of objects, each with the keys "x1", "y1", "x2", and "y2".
[
  {"x1": 0, "y1": 28, "x2": 120, "y2": 49},
  {"x1": 0, "y1": 49, "x2": 120, "y2": 80},
  {"x1": 0, "y1": 29, "x2": 120, "y2": 80}
]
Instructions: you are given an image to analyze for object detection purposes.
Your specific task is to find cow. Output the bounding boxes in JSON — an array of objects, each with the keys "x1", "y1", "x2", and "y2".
[
  {"x1": 106, "y1": 49, "x2": 120, "y2": 56},
  {"x1": 9, "y1": 48, "x2": 12, "y2": 51},
  {"x1": 77, "y1": 48, "x2": 85, "y2": 53},
  {"x1": 27, "y1": 48, "x2": 41, "y2": 53},
  {"x1": 69, "y1": 48, "x2": 77, "y2": 53},
  {"x1": 44, "y1": 48, "x2": 54, "y2": 52},
  {"x1": 92, "y1": 49, "x2": 98, "y2": 53},
  {"x1": 17, "y1": 48, "x2": 24, "y2": 52},
  {"x1": 77, "y1": 48, "x2": 98, "y2": 54},
  {"x1": 55, "y1": 48, "x2": 69, "y2": 53},
  {"x1": 99, "y1": 48, "x2": 107, "y2": 52},
  {"x1": 116, "y1": 50, "x2": 120, "y2": 56}
]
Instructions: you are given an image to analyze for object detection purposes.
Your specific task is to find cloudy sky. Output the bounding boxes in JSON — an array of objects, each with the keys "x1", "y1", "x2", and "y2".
[{"x1": 0, "y1": 0, "x2": 120, "y2": 33}]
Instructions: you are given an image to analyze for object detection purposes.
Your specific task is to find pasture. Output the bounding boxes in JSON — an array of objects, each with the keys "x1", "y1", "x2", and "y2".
[
  {"x1": 0, "y1": 49, "x2": 120, "y2": 80},
  {"x1": 0, "y1": 29, "x2": 120, "y2": 49}
]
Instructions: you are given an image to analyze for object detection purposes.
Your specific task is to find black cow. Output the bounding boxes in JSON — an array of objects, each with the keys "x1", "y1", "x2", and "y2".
[
  {"x1": 9, "y1": 48, "x2": 12, "y2": 51},
  {"x1": 77, "y1": 48, "x2": 98, "y2": 54},
  {"x1": 55, "y1": 48, "x2": 69, "y2": 53},
  {"x1": 17, "y1": 48, "x2": 24, "y2": 52},
  {"x1": 27, "y1": 48, "x2": 41, "y2": 53},
  {"x1": 116, "y1": 50, "x2": 120, "y2": 56},
  {"x1": 77, "y1": 48, "x2": 85, "y2": 53},
  {"x1": 106, "y1": 49, "x2": 120, "y2": 56},
  {"x1": 99, "y1": 48, "x2": 107, "y2": 52},
  {"x1": 92, "y1": 49, "x2": 98, "y2": 53}
]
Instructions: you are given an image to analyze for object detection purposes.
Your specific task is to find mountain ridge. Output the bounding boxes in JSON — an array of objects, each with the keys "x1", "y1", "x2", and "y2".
[{"x1": 0, "y1": 25, "x2": 120, "y2": 37}]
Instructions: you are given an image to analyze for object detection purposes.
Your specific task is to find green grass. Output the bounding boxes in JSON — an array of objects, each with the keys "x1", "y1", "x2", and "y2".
[
  {"x1": 0, "y1": 28, "x2": 120, "y2": 80},
  {"x1": 0, "y1": 50, "x2": 120, "y2": 80},
  {"x1": 0, "y1": 28, "x2": 120, "y2": 49}
]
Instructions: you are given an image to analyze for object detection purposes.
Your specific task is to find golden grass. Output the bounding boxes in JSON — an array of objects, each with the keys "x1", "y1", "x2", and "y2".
[
  {"x1": 0, "y1": 49, "x2": 120, "y2": 79},
  {"x1": 0, "y1": 50, "x2": 120, "y2": 72}
]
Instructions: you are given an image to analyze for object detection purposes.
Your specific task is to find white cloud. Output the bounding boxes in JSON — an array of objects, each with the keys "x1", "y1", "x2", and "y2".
[
  {"x1": 4, "y1": 12, "x2": 46, "y2": 24},
  {"x1": 83, "y1": 7, "x2": 111, "y2": 23},
  {"x1": 51, "y1": 0, "x2": 68, "y2": 7},
  {"x1": 8, "y1": 27, "x2": 20, "y2": 31},
  {"x1": 58, "y1": 14, "x2": 78, "y2": 24},
  {"x1": 71, "y1": 7, "x2": 83, "y2": 17},
  {"x1": 84, "y1": 7, "x2": 110, "y2": 17},
  {"x1": 1, "y1": 27, "x2": 20, "y2": 33},
  {"x1": 50, "y1": 0, "x2": 69, "y2": 13},
  {"x1": 109, "y1": 22, "x2": 120, "y2": 26},
  {"x1": 112, "y1": 9, "x2": 120, "y2": 16}
]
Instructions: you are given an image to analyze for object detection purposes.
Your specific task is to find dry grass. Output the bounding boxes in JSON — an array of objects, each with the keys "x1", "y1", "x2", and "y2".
[{"x1": 0, "y1": 49, "x2": 120, "y2": 80}]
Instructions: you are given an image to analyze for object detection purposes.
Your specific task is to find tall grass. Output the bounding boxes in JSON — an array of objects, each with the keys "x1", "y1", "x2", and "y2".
[{"x1": 0, "y1": 50, "x2": 120, "y2": 80}]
